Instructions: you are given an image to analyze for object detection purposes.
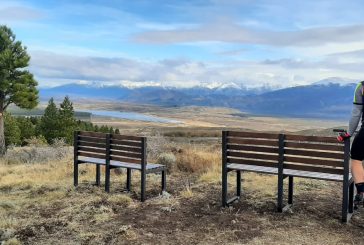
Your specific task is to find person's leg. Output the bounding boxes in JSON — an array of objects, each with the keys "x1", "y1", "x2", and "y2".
[{"x1": 351, "y1": 159, "x2": 364, "y2": 184}]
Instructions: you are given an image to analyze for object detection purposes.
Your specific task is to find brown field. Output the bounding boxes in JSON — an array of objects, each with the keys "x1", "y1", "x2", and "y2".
[{"x1": 1, "y1": 102, "x2": 363, "y2": 245}]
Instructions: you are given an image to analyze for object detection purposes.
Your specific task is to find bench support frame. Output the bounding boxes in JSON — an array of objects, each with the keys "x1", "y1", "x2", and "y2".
[
  {"x1": 74, "y1": 131, "x2": 166, "y2": 202},
  {"x1": 222, "y1": 130, "x2": 355, "y2": 223}
]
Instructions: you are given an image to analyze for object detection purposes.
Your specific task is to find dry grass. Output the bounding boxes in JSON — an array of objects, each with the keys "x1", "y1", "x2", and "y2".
[
  {"x1": 1, "y1": 135, "x2": 364, "y2": 244},
  {"x1": 176, "y1": 144, "x2": 220, "y2": 173}
]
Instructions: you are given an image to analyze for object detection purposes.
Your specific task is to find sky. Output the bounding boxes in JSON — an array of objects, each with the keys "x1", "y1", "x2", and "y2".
[{"x1": 1, "y1": 0, "x2": 364, "y2": 88}]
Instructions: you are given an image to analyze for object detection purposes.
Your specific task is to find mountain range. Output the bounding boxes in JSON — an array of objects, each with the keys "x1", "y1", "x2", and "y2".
[{"x1": 39, "y1": 78, "x2": 360, "y2": 119}]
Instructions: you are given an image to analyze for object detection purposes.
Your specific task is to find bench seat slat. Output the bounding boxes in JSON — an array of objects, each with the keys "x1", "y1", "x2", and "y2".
[
  {"x1": 285, "y1": 142, "x2": 344, "y2": 152},
  {"x1": 227, "y1": 158, "x2": 278, "y2": 168},
  {"x1": 227, "y1": 131, "x2": 279, "y2": 139},
  {"x1": 78, "y1": 141, "x2": 106, "y2": 148},
  {"x1": 284, "y1": 149, "x2": 344, "y2": 159},
  {"x1": 78, "y1": 157, "x2": 163, "y2": 170},
  {"x1": 227, "y1": 164, "x2": 278, "y2": 174},
  {"x1": 79, "y1": 136, "x2": 106, "y2": 144},
  {"x1": 227, "y1": 151, "x2": 279, "y2": 161},
  {"x1": 283, "y1": 169, "x2": 352, "y2": 182},
  {"x1": 78, "y1": 131, "x2": 106, "y2": 138},
  {"x1": 110, "y1": 144, "x2": 141, "y2": 153},
  {"x1": 284, "y1": 163, "x2": 343, "y2": 175},
  {"x1": 111, "y1": 134, "x2": 143, "y2": 141},
  {"x1": 285, "y1": 134, "x2": 340, "y2": 144},
  {"x1": 110, "y1": 150, "x2": 142, "y2": 159},
  {"x1": 228, "y1": 138, "x2": 279, "y2": 147},
  {"x1": 227, "y1": 144, "x2": 278, "y2": 153},
  {"x1": 110, "y1": 155, "x2": 141, "y2": 164},
  {"x1": 78, "y1": 146, "x2": 106, "y2": 154},
  {"x1": 78, "y1": 151, "x2": 106, "y2": 159},
  {"x1": 284, "y1": 156, "x2": 343, "y2": 167},
  {"x1": 110, "y1": 139, "x2": 142, "y2": 147}
]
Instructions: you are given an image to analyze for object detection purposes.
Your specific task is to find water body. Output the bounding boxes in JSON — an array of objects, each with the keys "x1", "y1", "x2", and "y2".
[{"x1": 79, "y1": 110, "x2": 181, "y2": 124}]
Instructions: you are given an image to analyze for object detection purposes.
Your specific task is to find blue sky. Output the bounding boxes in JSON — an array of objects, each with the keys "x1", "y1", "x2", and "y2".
[{"x1": 1, "y1": 0, "x2": 364, "y2": 88}]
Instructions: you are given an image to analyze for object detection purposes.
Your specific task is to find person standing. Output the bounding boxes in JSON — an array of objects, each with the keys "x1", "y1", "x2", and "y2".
[{"x1": 337, "y1": 81, "x2": 364, "y2": 205}]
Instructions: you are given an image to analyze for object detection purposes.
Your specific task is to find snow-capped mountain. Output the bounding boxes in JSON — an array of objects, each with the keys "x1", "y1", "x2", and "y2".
[{"x1": 39, "y1": 78, "x2": 358, "y2": 119}]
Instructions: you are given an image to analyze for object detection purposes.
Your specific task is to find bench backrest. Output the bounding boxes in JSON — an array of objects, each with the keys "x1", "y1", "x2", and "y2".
[
  {"x1": 75, "y1": 131, "x2": 107, "y2": 160},
  {"x1": 283, "y1": 134, "x2": 347, "y2": 175},
  {"x1": 223, "y1": 131, "x2": 281, "y2": 168},
  {"x1": 110, "y1": 134, "x2": 146, "y2": 165},
  {"x1": 74, "y1": 131, "x2": 147, "y2": 165},
  {"x1": 223, "y1": 131, "x2": 350, "y2": 177}
]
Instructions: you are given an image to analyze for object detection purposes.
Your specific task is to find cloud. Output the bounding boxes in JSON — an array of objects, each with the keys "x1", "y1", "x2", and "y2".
[
  {"x1": 0, "y1": 6, "x2": 44, "y2": 21},
  {"x1": 29, "y1": 50, "x2": 363, "y2": 89},
  {"x1": 133, "y1": 19, "x2": 364, "y2": 47}
]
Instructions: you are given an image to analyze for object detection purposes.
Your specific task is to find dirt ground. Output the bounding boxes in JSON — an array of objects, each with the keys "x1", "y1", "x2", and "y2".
[
  {"x1": 1, "y1": 160, "x2": 364, "y2": 245},
  {"x1": 1, "y1": 103, "x2": 361, "y2": 245}
]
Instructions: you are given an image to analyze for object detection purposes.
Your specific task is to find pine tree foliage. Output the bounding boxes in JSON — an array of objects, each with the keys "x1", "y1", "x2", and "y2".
[{"x1": 0, "y1": 25, "x2": 38, "y2": 154}]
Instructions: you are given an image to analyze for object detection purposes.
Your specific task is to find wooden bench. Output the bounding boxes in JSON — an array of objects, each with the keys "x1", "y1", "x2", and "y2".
[
  {"x1": 74, "y1": 131, "x2": 166, "y2": 201},
  {"x1": 222, "y1": 130, "x2": 354, "y2": 222}
]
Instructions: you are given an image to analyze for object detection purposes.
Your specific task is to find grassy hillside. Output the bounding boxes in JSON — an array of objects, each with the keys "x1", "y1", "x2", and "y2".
[{"x1": 1, "y1": 133, "x2": 364, "y2": 244}]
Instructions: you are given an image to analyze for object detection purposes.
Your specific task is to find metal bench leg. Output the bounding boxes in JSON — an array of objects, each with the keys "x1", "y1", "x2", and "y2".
[
  {"x1": 349, "y1": 181, "x2": 354, "y2": 214},
  {"x1": 74, "y1": 162, "x2": 78, "y2": 187},
  {"x1": 126, "y1": 168, "x2": 131, "y2": 192},
  {"x1": 141, "y1": 170, "x2": 146, "y2": 202},
  {"x1": 236, "y1": 171, "x2": 241, "y2": 197},
  {"x1": 342, "y1": 181, "x2": 349, "y2": 223},
  {"x1": 105, "y1": 165, "x2": 110, "y2": 193},
  {"x1": 277, "y1": 175, "x2": 284, "y2": 212},
  {"x1": 96, "y1": 165, "x2": 101, "y2": 186},
  {"x1": 161, "y1": 170, "x2": 166, "y2": 192},
  {"x1": 288, "y1": 176, "x2": 293, "y2": 205},
  {"x1": 222, "y1": 167, "x2": 228, "y2": 207}
]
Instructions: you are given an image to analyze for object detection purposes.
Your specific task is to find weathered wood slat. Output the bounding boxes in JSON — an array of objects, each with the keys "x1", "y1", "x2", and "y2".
[
  {"x1": 78, "y1": 131, "x2": 107, "y2": 138},
  {"x1": 284, "y1": 156, "x2": 343, "y2": 167},
  {"x1": 78, "y1": 151, "x2": 106, "y2": 159},
  {"x1": 110, "y1": 144, "x2": 141, "y2": 153},
  {"x1": 227, "y1": 157, "x2": 278, "y2": 168},
  {"x1": 111, "y1": 134, "x2": 143, "y2": 141},
  {"x1": 283, "y1": 169, "x2": 344, "y2": 181},
  {"x1": 110, "y1": 150, "x2": 142, "y2": 159},
  {"x1": 227, "y1": 138, "x2": 279, "y2": 147},
  {"x1": 79, "y1": 136, "x2": 106, "y2": 144},
  {"x1": 285, "y1": 142, "x2": 344, "y2": 152},
  {"x1": 78, "y1": 146, "x2": 106, "y2": 154},
  {"x1": 227, "y1": 144, "x2": 278, "y2": 153},
  {"x1": 110, "y1": 139, "x2": 142, "y2": 147},
  {"x1": 285, "y1": 149, "x2": 344, "y2": 159},
  {"x1": 110, "y1": 155, "x2": 141, "y2": 164},
  {"x1": 227, "y1": 151, "x2": 279, "y2": 161},
  {"x1": 227, "y1": 131, "x2": 279, "y2": 139},
  {"x1": 284, "y1": 163, "x2": 344, "y2": 175},
  {"x1": 285, "y1": 134, "x2": 339, "y2": 144},
  {"x1": 77, "y1": 141, "x2": 106, "y2": 148}
]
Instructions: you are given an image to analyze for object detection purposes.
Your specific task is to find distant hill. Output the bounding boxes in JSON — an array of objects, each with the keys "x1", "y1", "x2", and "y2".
[{"x1": 39, "y1": 79, "x2": 360, "y2": 119}]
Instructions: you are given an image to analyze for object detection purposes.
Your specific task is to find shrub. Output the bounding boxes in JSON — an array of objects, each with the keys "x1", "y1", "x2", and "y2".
[
  {"x1": 157, "y1": 153, "x2": 176, "y2": 172},
  {"x1": 24, "y1": 136, "x2": 48, "y2": 146},
  {"x1": 4, "y1": 146, "x2": 72, "y2": 164},
  {"x1": 176, "y1": 146, "x2": 220, "y2": 173}
]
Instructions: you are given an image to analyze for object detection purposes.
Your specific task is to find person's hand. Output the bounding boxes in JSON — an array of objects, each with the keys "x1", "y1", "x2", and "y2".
[{"x1": 337, "y1": 132, "x2": 350, "y2": 142}]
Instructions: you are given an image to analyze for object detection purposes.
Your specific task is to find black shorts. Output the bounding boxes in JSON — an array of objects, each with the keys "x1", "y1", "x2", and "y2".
[{"x1": 351, "y1": 127, "x2": 364, "y2": 161}]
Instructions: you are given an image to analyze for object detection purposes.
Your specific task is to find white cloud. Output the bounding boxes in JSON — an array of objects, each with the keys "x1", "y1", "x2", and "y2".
[
  {"x1": 29, "y1": 50, "x2": 362, "y2": 89},
  {"x1": 133, "y1": 19, "x2": 364, "y2": 47}
]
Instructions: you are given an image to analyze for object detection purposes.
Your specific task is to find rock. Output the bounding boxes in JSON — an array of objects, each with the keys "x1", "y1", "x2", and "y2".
[{"x1": 160, "y1": 191, "x2": 172, "y2": 199}]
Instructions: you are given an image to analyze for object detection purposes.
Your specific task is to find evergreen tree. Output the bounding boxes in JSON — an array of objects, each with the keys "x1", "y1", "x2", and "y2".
[
  {"x1": 16, "y1": 117, "x2": 36, "y2": 144},
  {"x1": 4, "y1": 113, "x2": 21, "y2": 146},
  {"x1": 39, "y1": 98, "x2": 60, "y2": 143},
  {"x1": 59, "y1": 96, "x2": 76, "y2": 144},
  {"x1": 115, "y1": 128, "x2": 120, "y2": 134},
  {"x1": 0, "y1": 25, "x2": 38, "y2": 154}
]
